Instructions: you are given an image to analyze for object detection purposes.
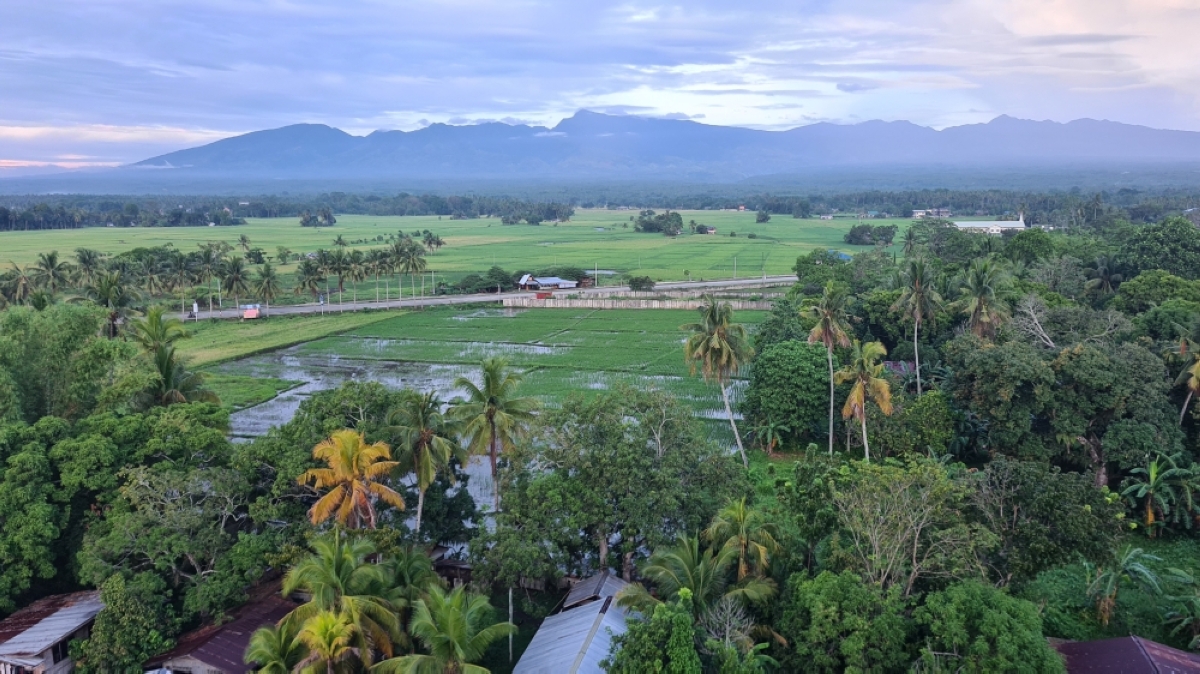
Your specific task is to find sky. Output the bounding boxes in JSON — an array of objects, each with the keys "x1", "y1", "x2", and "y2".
[{"x1": 2, "y1": 0, "x2": 1199, "y2": 169}]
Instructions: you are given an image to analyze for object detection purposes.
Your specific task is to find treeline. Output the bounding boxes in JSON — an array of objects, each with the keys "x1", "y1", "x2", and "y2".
[{"x1": 0, "y1": 193, "x2": 575, "y2": 230}]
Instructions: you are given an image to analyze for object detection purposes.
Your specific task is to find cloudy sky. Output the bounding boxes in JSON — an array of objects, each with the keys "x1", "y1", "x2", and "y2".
[{"x1": 2, "y1": 0, "x2": 1199, "y2": 168}]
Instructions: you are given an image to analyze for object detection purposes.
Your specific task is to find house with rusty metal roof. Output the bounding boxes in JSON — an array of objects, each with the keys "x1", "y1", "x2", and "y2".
[
  {"x1": 0, "y1": 590, "x2": 103, "y2": 674},
  {"x1": 145, "y1": 592, "x2": 296, "y2": 674},
  {"x1": 1054, "y1": 635, "x2": 1200, "y2": 673},
  {"x1": 513, "y1": 571, "x2": 630, "y2": 674}
]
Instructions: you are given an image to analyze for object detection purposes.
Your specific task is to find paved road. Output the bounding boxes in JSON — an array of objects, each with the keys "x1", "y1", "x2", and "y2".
[{"x1": 186, "y1": 275, "x2": 796, "y2": 321}]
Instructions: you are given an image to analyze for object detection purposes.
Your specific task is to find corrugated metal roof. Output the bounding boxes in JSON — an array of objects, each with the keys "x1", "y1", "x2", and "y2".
[
  {"x1": 564, "y1": 571, "x2": 629, "y2": 610},
  {"x1": 513, "y1": 597, "x2": 627, "y2": 674},
  {"x1": 1055, "y1": 636, "x2": 1200, "y2": 673},
  {"x1": 147, "y1": 589, "x2": 296, "y2": 673},
  {"x1": 0, "y1": 591, "x2": 102, "y2": 666}
]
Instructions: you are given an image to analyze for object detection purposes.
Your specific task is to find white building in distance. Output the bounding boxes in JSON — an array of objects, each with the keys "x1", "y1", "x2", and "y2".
[{"x1": 953, "y1": 213, "x2": 1026, "y2": 234}]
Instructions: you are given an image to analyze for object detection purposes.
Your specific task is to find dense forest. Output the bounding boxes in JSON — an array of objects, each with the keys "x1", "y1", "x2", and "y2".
[
  {"x1": 8, "y1": 200, "x2": 1200, "y2": 671},
  {"x1": 2, "y1": 186, "x2": 1198, "y2": 231}
]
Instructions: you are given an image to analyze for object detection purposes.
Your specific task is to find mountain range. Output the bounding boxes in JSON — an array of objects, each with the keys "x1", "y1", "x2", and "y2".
[{"x1": 128, "y1": 111, "x2": 1200, "y2": 183}]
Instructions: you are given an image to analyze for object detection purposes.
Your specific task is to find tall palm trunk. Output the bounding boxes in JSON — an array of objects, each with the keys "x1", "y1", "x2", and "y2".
[
  {"x1": 826, "y1": 347, "x2": 836, "y2": 456},
  {"x1": 416, "y1": 488, "x2": 425, "y2": 534},
  {"x1": 1181, "y1": 389, "x2": 1194, "y2": 425},
  {"x1": 913, "y1": 320, "x2": 922, "y2": 395},
  {"x1": 375, "y1": 272, "x2": 380, "y2": 303},
  {"x1": 861, "y1": 413, "x2": 871, "y2": 463},
  {"x1": 488, "y1": 416, "x2": 500, "y2": 510},
  {"x1": 721, "y1": 382, "x2": 747, "y2": 467}
]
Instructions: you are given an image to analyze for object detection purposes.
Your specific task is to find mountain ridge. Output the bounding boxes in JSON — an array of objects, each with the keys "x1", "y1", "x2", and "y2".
[{"x1": 111, "y1": 110, "x2": 1200, "y2": 182}]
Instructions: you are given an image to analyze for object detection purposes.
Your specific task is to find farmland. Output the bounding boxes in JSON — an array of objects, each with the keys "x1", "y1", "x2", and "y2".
[
  {"x1": 206, "y1": 306, "x2": 767, "y2": 432},
  {"x1": 0, "y1": 209, "x2": 909, "y2": 283}
]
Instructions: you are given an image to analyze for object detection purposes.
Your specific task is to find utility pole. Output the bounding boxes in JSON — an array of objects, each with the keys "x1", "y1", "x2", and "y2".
[{"x1": 733, "y1": 257, "x2": 737, "y2": 280}]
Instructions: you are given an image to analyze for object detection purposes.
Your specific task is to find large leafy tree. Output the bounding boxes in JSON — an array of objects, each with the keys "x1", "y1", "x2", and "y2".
[
  {"x1": 471, "y1": 387, "x2": 746, "y2": 586},
  {"x1": 451, "y1": 357, "x2": 537, "y2": 505},
  {"x1": 298, "y1": 429, "x2": 405, "y2": 529},
  {"x1": 1122, "y1": 215, "x2": 1200, "y2": 279},
  {"x1": 777, "y1": 571, "x2": 911, "y2": 674},
  {"x1": 831, "y1": 460, "x2": 995, "y2": 598},
  {"x1": 603, "y1": 590, "x2": 703, "y2": 674},
  {"x1": 804, "y1": 281, "x2": 853, "y2": 456},
  {"x1": 740, "y1": 340, "x2": 828, "y2": 449},
  {"x1": 373, "y1": 584, "x2": 515, "y2": 674},
  {"x1": 388, "y1": 390, "x2": 466, "y2": 534},
  {"x1": 683, "y1": 295, "x2": 755, "y2": 466},
  {"x1": 915, "y1": 581, "x2": 1064, "y2": 673},
  {"x1": 891, "y1": 259, "x2": 941, "y2": 394},
  {"x1": 834, "y1": 340, "x2": 893, "y2": 462}
]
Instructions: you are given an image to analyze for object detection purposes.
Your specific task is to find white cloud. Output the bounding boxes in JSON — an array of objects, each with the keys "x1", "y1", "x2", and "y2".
[{"x1": 0, "y1": 0, "x2": 1198, "y2": 162}]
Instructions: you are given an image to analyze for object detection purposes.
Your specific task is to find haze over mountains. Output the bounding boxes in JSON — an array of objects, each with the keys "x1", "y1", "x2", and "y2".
[
  {"x1": 6, "y1": 111, "x2": 1200, "y2": 194},
  {"x1": 132, "y1": 111, "x2": 1200, "y2": 180}
]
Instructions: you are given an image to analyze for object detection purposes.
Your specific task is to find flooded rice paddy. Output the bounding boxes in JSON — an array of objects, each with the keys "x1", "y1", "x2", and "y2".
[{"x1": 211, "y1": 308, "x2": 763, "y2": 503}]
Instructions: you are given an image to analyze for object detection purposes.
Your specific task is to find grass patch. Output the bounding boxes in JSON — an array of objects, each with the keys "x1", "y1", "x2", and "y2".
[
  {"x1": 203, "y1": 373, "x2": 299, "y2": 410},
  {"x1": 0, "y1": 210, "x2": 910, "y2": 284},
  {"x1": 179, "y1": 311, "x2": 398, "y2": 367}
]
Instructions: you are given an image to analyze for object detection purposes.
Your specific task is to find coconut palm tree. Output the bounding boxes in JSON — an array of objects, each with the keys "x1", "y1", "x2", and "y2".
[
  {"x1": 73, "y1": 248, "x2": 105, "y2": 287},
  {"x1": 902, "y1": 227, "x2": 918, "y2": 257},
  {"x1": 298, "y1": 429, "x2": 406, "y2": 529},
  {"x1": 254, "y1": 263, "x2": 283, "y2": 317},
  {"x1": 804, "y1": 282, "x2": 853, "y2": 456},
  {"x1": 244, "y1": 614, "x2": 307, "y2": 674},
  {"x1": 1085, "y1": 256, "x2": 1123, "y2": 296},
  {"x1": 295, "y1": 610, "x2": 359, "y2": 674},
  {"x1": 451, "y1": 358, "x2": 538, "y2": 506},
  {"x1": 162, "y1": 252, "x2": 195, "y2": 315},
  {"x1": 283, "y1": 534, "x2": 403, "y2": 664},
  {"x1": 380, "y1": 546, "x2": 442, "y2": 629},
  {"x1": 683, "y1": 295, "x2": 755, "y2": 467},
  {"x1": 834, "y1": 340, "x2": 893, "y2": 462},
  {"x1": 196, "y1": 245, "x2": 222, "y2": 315},
  {"x1": 130, "y1": 305, "x2": 189, "y2": 353},
  {"x1": 146, "y1": 345, "x2": 219, "y2": 407},
  {"x1": 221, "y1": 256, "x2": 251, "y2": 313},
  {"x1": 327, "y1": 248, "x2": 350, "y2": 308},
  {"x1": 32, "y1": 250, "x2": 73, "y2": 296},
  {"x1": 80, "y1": 271, "x2": 141, "y2": 338},
  {"x1": 275, "y1": 246, "x2": 293, "y2": 266},
  {"x1": 333, "y1": 234, "x2": 348, "y2": 248},
  {"x1": 372, "y1": 585, "x2": 515, "y2": 674},
  {"x1": 238, "y1": 233, "x2": 252, "y2": 253},
  {"x1": 4, "y1": 263, "x2": 34, "y2": 305},
  {"x1": 891, "y1": 259, "x2": 942, "y2": 395},
  {"x1": 960, "y1": 258, "x2": 1011, "y2": 340},
  {"x1": 388, "y1": 390, "x2": 467, "y2": 534},
  {"x1": 347, "y1": 250, "x2": 367, "y2": 307},
  {"x1": 704, "y1": 498, "x2": 780, "y2": 581},
  {"x1": 295, "y1": 258, "x2": 326, "y2": 302},
  {"x1": 616, "y1": 534, "x2": 776, "y2": 618},
  {"x1": 136, "y1": 259, "x2": 167, "y2": 298}
]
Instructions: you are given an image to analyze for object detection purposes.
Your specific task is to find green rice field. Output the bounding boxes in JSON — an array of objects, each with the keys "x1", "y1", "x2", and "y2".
[
  {"x1": 0, "y1": 209, "x2": 908, "y2": 284},
  {"x1": 208, "y1": 306, "x2": 767, "y2": 434}
]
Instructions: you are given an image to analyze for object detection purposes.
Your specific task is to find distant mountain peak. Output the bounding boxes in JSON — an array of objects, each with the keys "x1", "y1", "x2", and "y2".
[{"x1": 127, "y1": 113, "x2": 1200, "y2": 180}]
